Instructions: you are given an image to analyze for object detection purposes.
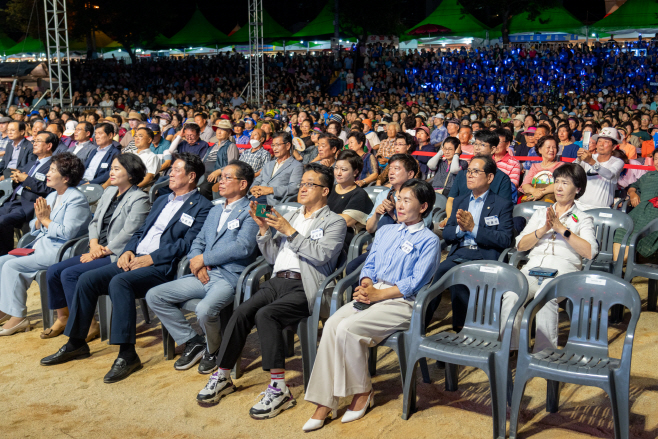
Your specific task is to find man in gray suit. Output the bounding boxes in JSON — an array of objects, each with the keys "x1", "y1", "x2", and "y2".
[
  {"x1": 67, "y1": 122, "x2": 97, "y2": 163},
  {"x1": 250, "y1": 132, "x2": 302, "y2": 205},
  {"x1": 146, "y1": 161, "x2": 260, "y2": 374},
  {"x1": 196, "y1": 163, "x2": 346, "y2": 420}
]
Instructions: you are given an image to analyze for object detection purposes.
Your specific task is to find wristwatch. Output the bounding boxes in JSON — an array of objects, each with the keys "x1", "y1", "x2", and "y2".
[
  {"x1": 288, "y1": 231, "x2": 299, "y2": 241},
  {"x1": 592, "y1": 162, "x2": 601, "y2": 172},
  {"x1": 563, "y1": 229, "x2": 572, "y2": 238}
]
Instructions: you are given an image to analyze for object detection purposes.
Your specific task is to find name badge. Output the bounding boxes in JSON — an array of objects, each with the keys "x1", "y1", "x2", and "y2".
[
  {"x1": 401, "y1": 240, "x2": 414, "y2": 254},
  {"x1": 310, "y1": 228, "x2": 323, "y2": 240},
  {"x1": 227, "y1": 219, "x2": 239, "y2": 230},
  {"x1": 101, "y1": 163, "x2": 109, "y2": 168},
  {"x1": 180, "y1": 213, "x2": 194, "y2": 227},
  {"x1": 34, "y1": 172, "x2": 45, "y2": 182},
  {"x1": 484, "y1": 215, "x2": 499, "y2": 226}
]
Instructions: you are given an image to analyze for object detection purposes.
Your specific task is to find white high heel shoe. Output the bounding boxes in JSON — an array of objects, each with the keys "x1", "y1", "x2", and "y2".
[
  {"x1": 341, "y1": 390, "x2": 374, "y2": 423},
  {"x1": 302, "y1": 409, "x2": 338, "y2": 432},
  {"x1": 0, "y1": 318, "x2": 30, "y2": 336}
]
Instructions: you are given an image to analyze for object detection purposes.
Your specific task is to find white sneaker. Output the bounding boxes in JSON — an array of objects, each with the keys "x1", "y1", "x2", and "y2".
[
  {"x1": 196, "y1": 370, "x2": 236, "y2": 405},
  {"x1": 249, "y1": 382, "x2": 296, "y2": 419}
]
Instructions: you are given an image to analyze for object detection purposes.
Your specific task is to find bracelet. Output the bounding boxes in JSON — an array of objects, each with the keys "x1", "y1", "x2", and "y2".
[{"x1": 534, "y1": 229, "x2": 540, "y2": 239}]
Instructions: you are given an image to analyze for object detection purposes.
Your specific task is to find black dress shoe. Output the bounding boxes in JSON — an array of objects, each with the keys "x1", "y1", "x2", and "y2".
[
  {"x1": 41, "y1": 344, "x2": 91, "y2": 366},
  {"x1": 103, "y1": 356, "x2": 142, "y2": 383}
]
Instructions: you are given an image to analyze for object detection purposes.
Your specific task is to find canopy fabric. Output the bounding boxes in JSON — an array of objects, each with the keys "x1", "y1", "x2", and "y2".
[
  {"x1": 406, "y1": 0, "x2": 490, "y2": 39},
  {"x1": 6, "y1": 36, "x2": 46, "y2": 55},
  {"x1": 227, "y1": 10, "x2": 292, "y2": 43},
  {"x1": 501, "y1": 6, "x2": 586, "y2": 35},
  {"x1": 167, "y1": 7, "x2": 228, "y2": 47},
  {"x1": 69, "y1": 31, "x2": 122, "y2": 51},
  {"x1": 592, "y1": 0, "x2": 658, "y2": 33},
  {"x1": 292, "y1": 3, "x2": 335, "y2": 38},
  {"x1": 0, "y1": 31, "x2": 15, "y2": 53}
]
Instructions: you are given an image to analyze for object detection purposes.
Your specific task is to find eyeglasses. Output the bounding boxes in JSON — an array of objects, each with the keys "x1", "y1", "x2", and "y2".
[
  {"x1": 219, "y1": 176, "x2": 244, "y2": 182},
  {"x1": 466, "y1": 169, "x2": 485, "y2": 176},
  {"x1": 300, "y1": 182, "x2": 327, "y2": 189}
]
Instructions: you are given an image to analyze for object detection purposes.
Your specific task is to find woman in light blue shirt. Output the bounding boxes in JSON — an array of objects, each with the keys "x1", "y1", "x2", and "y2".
[{"x1": 302, "y1": 179, "x2": 440, "y2": 431}]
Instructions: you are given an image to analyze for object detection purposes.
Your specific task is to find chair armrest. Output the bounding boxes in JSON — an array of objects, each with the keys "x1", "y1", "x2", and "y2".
[
  {"x1": 625, "y1": 217, "x2": 658, "y2": 277},
  {"x1": 16, "y1": 232, "x2": 37, "y2": 249},
  {"x1": 237, "y1": 261, "x2": 272, "y2": 309},
  {"x1": 498, "y1": 248, "x2": 512, "y2": 263},
  {"x1": 329, "y1": 263, "x2": 363, "y2": 316},
  {"x1": 508, "y1": 249, "x2": 530, "y2": 268},
  {"x1": 55, "y1": 234, "x2": 89, "y2": 263},
  {"x1": 582, "y1": 259, "x2": 593, "y2": 271},
  {"x1": 176, "y1": 257, "x2": 190, "y2": 279},
  {"x1": 347, "y1": 231, "x2": 373, "y2": 262},
  {"x1": 235, "y1": 256, "x2": 265, "y2": 308}
]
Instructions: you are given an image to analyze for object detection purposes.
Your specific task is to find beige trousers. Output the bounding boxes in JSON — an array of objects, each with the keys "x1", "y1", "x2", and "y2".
[{"x1": 304, "y1": 298, "x2": 413, "y2": 409}]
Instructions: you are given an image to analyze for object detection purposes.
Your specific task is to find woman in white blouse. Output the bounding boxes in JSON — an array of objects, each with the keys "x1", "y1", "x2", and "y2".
[{"x1": 500, "y1": 163, "x2": 599, "y2": 352}]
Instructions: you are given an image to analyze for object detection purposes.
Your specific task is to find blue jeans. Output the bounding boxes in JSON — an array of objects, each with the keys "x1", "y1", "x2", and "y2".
[{"x1": 46, "y1": 255, "x2": 111, "y2": 310}]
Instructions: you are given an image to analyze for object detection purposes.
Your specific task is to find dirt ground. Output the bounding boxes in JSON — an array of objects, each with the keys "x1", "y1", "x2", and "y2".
[{"x1": 1, "y1": 270, "x2": 655, "y2": 439}]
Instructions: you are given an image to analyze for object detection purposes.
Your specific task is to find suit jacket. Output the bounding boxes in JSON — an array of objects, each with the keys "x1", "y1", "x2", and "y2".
[
  {"x1": 257, "y1": 205, "x2": 347, "y2": 312},
  {"x1": 26, "y1": 187, "x2": 92, "y2": 265},
  {"x1": 187, "y1": 197, "x2": 259, "y2": 288},
  {"x1": 81, "y1": 145, "x2": 121, "y2": 185},
  {"x1": 443, "y1": 191, "x2": 514, "y2": 261},
  {"x1": 17, "y1": 157, "x2": 55, "y2": 216},
  {"x1": 0, "y1": 138, "x2": 35, "y2": 174},
  {"x1": 252, "y1": 156, "x2": 303, "y2": 205},
  {"x1": 123, "y1": 190, "x2": 213, "y2": 277},
  {"x1": 68, "y1": 141, "x2": 96, "y2": 162},
  {"x1": 88, "y1": 185, "x2": 150, "y2": 262}
]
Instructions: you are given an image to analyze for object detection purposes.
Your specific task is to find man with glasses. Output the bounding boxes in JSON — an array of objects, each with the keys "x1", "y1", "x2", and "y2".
[
  {"x1": 196, "y1": 163, "x2": 346, "y2": 420},
  {"x1": 250, "y1": 132, "x2": 303, "y2": 204},
  {"x1": 427, "y1": 155, "x2": 514, "y2": 329},
  {"x1": 146, "y1": 161, "x2": 259, "y2": 374}
]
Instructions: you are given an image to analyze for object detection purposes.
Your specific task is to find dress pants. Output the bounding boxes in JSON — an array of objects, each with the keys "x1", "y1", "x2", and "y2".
[
  {"x1": 0, "y1": 254, "x2": 50, "y2": 317},
  {"x1": 425, "y1": 248, "x2": 484, "y2": 329},
  {"x1": 304, "y1": 298, "x2": 414, "y2": 410},
  {"x1": 146, "y1": 271, "x2": 235, "y2": 353},
  {"x1": 0, "y1": 199, "x2": 30, "y2": 256},
  {"x1": 46, "y1": 255, "x2": 112, "y2": 310},
  {"x1": 216, "y1": 277, "x2": 309, "y2": 371},
  {"x1": 64, "y1": 262, "x2": 171, "y2": 345}
]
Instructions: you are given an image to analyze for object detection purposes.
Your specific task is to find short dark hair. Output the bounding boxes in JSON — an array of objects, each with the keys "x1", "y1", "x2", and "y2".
[
  {"x1": 37, "y1": 131, "x2": 58, "y2": 151},
  {"x1": 10, "y1": 121, "x2": 26, "y2": 132},
  {"x1": 557, "y1": 123, "x2": 573, "y2": 139},
  {"x1": 553, "y1": 163, "x2": 587, "y2": 199},
  {"x1": 319, "y1": 133, "x2": 342, "y2": 151},
  {"x1": 495, "y1": 127, "x2": 513, "y2": 143},
  {"x1": 97, "y1": 122, "x2": 115, "y2": 136},
  {"x1": 137, "y1": 127, "x2": 154, "y2": 140},
  {"x1": 304, "y1": 163, "x2": 334, "y2": 189},
  {"x1": 400, "y1": 179, "x2": 436, "y2": 219},
  {"x1": 442, "y1": 136, "x2": 459, "y2": 150},
  {"x1": 52, "y1": 152, "x2": 85, "y2": 187},
  {"x1": 347, "y1": 130, "x2": 366, "y2": 148},
  {"x1": 115, "y1": 153, "x2": 147, "y2": 185},
  {"x1": 183, "y1": 123, "x2": 201, "y2": 135},
  {"x1": 336, "y1": 149, "x2": 364, "y2": 175},
  {"x1": 472, "y1": 154, "x2": 497, "y2": 177},
  {"x1": 474, "y1": 130, "x2": 500, "y2": 147},
  {"x1": 226, "y1": 159, "x2": 255, "y2": 189},
  {"x1": 389, "y1": 153, "x2": 419, "y2": 175},
  {"x1": 172, "y1": 152, "x2": 205, "y2": 184},
  {"x1": 534, "y1": 135, "x2": 558, "y2": 157},
  {"x1": 272, "y1": 131, "x2": 292, "y2": 147},
  {"x1": 47, "y1": 121, "x2": 64, "y2": 135},
  {"x1": 82, "y1": 121, "x2": 94, "y2": 138}
]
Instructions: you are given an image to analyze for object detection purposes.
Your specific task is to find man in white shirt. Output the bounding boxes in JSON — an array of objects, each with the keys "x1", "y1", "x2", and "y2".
[
  {"x1": 575, "y1": 127, "x2": 625, "y2": 210},
  {"x1": 80, "y1": 123, "x2": 120, "y2": 185}
]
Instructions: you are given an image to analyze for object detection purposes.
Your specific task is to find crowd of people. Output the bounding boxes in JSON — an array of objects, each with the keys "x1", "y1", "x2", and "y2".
[{"x1": 0, "y1": 39, "x2": 654, "y2": 433}]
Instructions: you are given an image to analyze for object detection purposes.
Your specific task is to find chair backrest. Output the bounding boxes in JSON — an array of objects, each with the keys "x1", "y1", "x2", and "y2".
[
  {"x1": 0, "y1": 178, "x2": 13, "y2": 206},
  {"x1": 79, "y1": 184, "x2": 104, "y2": 205},
  {"x1": 149, "y1": 177, "x2": 169, "y2": 204},
  {"x1": 275, "y1": 202, "x2": 302, "y2": 218},
  {"x1": 364, "y1": 186, "x2": 387, "y2": 206},
  {"x1": 433, "y1": 193, "x2": 447, "y2": 212},
  {"x1": 512, "y1": 201, "x2": 552, "y2": 221},
  {"x1": 587, "y1": 208, "x2": 634, "y2": 263},
  {"x1": 432, "y1": 261, "x2": 528, "y2": 337},
  {"x1": 536, "y1": 271, "x2": 641, "y2": 357},
  {"x1": 212, "y1": 198, "x2": 225, "y2": 206}
]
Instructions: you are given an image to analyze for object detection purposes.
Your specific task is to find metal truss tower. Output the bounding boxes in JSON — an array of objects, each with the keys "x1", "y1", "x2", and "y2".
[
  {"x1": 247, "y1": 0, "x2": 265, "y2": 106},
  {"x1": 44, "y1": 0, "x2": 73, "y2": 108}
]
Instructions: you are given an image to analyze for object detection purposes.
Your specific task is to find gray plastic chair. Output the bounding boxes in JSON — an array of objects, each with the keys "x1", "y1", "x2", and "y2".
[
  {"x1": 624, "y1": 217, "x2": 658, "y2": 311},
  {"x1": 364, "y1": 186, "x2": 387, "y2": 205},
  {"x1": 401, "y1": 261, "x2": 529, "y2": 439},
  {"x1": 98, "y1": 296, "x2": 152, "y2": 342},
  {"x1": 431, "y1": 193, "x2": 447, "y2": 217},
  {"x1": 498, "y1": 202, "x2": 552, "y2": 264},
  {"x1": 78, "y1": 184, "x2": 104, "y2": 205},
  {"x1": 0, "y1": 178, "x2": 13, "y2": 207},
  {"x1": 585, "y1": 208, "x2": 633, "y2": 278},
  {"x1": 509, "y1": 271, "x2": 641, "y2": 439},
  {"x1": 280, "y1": 190, "x2": 299, "y2": 204},
  {"x1": 149, "y1": 177, "x2": 169, "y2": 204},
  {"x1": 272, "y1": 202, "x2": 301, "y2": 218},
  {"x1": 347, "y1": 231, "x2": 373, "y2": 262}
]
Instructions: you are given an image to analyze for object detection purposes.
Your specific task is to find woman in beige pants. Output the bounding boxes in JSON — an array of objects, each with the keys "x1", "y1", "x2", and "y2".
[{"x1": 303, "y1": 179, "x2": 440, "y2": 431}]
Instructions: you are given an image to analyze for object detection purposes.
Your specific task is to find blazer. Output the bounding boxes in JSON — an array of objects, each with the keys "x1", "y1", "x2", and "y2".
[
  {"x1": 26, "y1": 187, "x2": 92, "y2": 265},
  {"x1": 68, "y1": 141, "x2": 96, "y2": 162},
  {"x1": 88, "y1": 185, "x2": 150, "y2": 262},
  {"x1": 17, "y1": 157, "x2": 55, "y2": 216},
  {"x1": 187, "y1": 197, "x2": 260, "y2": 288},
  {"x1": 52, "y1": 140, "x2": 69, "y2": 156},
  {"x1": 252, "y1": 156, "x2": 303, "y2": 205},
  {"x1": 123, "y1": 190, "x2": 213, "y2": 277},
  {"x1": 81, "y1": 145, "x2": 121, "y2": 185},
  {"x1": 0, "y1": 138, "x2": 35, "y2": 174},
  {"x1": 443, "y1": 191, "x2": 514, "y2": 261},
  {"x1": 257, "y1": 205, "x2": 347, "y2": 312}
]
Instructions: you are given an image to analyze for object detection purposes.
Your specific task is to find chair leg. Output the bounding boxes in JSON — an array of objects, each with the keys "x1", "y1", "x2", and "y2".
[
  {"x1": 609, "y1": 382, "x2": 630, "y2": 439},
  {"x1": 98, "y1": 295, "x2": 112, "y2": 342},
  {"x1": 368, "y1": 346, "x2": 378, "y2": 377},
  {"x1": 445, "y1": 363, "x2": 459, "y2": 391},
  {"x1": 297, "y1": 320, "x2": 313, "y2": 392},
  {"x1": 401, "y1": 358, "x2": 419, "y2": 420},
  {"x1": 36, "y1": 271, "x2": 53, "y2": 329},
  {"x1": 163, "y1": 327, "x2": 176, "y2": 361},
  {"x1": 231, "y1": 349, "x2": 243, "y2": 380},
  {"x1": 649, "y1": 279, "x2": 658, "y2": 312},
  {"x1": 419, "y1": 358, "x2": 431, "y2": 384},
  {"x1": 508, "y1": 369, "x2": 530, "y2": 439},
  {"x1": 546, "y1": 380, "x2": 561, "y2": 413},
  {"x1": 139, "y1": 298, "x2": 151, "y2": 324},
  {"x1": 490, "y1": 361, "x2": 510, "y2": 439}
]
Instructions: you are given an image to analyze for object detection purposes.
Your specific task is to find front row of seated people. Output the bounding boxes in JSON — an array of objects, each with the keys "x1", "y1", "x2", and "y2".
[{"x1": 0, "y1": 134, "x2": 600, "y2": 426}]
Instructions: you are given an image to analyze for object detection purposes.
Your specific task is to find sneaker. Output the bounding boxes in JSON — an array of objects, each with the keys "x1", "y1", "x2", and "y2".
[
  {"x1": 196, "y1": 370, "x2": 236, "y2": 405},
  {"x1": 174, "y1": 341, "x2": 206, "y2": 370},
  {"x1": 198, "y1": 349, "x2": 218, "y2": 374},
  {"x1": 249, "y1": 383, "x2": 296, "y2": 420}
]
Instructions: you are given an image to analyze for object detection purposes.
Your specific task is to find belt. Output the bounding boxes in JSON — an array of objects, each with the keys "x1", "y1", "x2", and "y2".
[
  {"x1": 275, "y1": 270, "x2": 302, "y2": 280},
  {"x1": 461, "y1": 245, "x2": 479, "y2": 250}
]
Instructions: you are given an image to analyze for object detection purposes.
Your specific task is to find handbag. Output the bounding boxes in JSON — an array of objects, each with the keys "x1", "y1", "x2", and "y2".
[{"x1": 520, "y1": 170, "x2": 557, "y2": 203}]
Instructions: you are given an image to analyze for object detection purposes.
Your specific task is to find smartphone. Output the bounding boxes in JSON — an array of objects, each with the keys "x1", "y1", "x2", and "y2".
[
  {"x1": 353, "y1": 301, "x2": 371, "y2": 311},
  {"x1": 255, "y1": 204, "x2": 272, "y2": 218},
  {"x1": 582, "y1": 131, "x2": 591, "y2": 148}
]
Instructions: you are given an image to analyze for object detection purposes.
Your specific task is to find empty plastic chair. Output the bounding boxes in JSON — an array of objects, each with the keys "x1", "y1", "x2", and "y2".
[
  {"x1": 78, "y1": 184, "x2": 104, "y2": 205},
  {"x1": 624, "y1": 217, "x2": 658, "y2": 311},
  {"x1": 363, "y1": 186, "x2": 387, "y2": 206}
]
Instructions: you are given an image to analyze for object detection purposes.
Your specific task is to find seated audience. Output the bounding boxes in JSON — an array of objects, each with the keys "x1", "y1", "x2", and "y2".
[
  {"x1": 198, "y1": 120, "x2": 240, "y2": 200},
  {"x1": 250, "y1": 132, "x2": 303, "y2": 205},
  {"x1": 427, "y1": 137, "x2": 467, "y2": 195},
  {"x1": 310, "y1": 134, "x2": 340, "y2": 168},
  {"x1": 346, "y1": 131, "x2": 378, "y2": 187},
  {"x1": 493, "y1": 128, "x2": 521, "y2": 188},
  {"x1": 0, "y1": 121, "x2": 35, "y2": 179},
  {"x1": 80, "y1": 123, "x2": 121, "y2": 185},
  {"x1": 520, "y1": 135, "x2": 564, "y2": 203},
  {"x1": 377, "y1": 133, "x2": 418, "y2": 185},
  {"x1": 67, "y1": 122, "x2": 97, "y2": 162}
]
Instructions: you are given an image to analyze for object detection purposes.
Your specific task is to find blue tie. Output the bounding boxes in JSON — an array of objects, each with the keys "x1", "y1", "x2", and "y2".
[{"x1": 11, "y1": 161, "x2": 40, "y2": 200}]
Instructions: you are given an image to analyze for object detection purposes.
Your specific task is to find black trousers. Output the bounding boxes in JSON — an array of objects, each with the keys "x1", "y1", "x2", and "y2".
[
  {"x1": 425, "y1": 248, "x2": 483, "y2": 330},
  {"x1": 0, "y1": 199, "x2": 29, "y2": 256},
  {"x1": 64, "y1": 262, "x2": 172, "y2": 345},
  {"x1": 217, "y1": 277, "x2": 310, "y2": 371}
]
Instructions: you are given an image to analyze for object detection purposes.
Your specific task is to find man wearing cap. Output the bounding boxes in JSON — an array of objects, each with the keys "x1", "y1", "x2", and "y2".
[
  {"x1": 234, "y1": 122, "x2": 250, "y2": 146},
  {"x1": 147, "y1": 122, "x2": 172, "y2": 155},
  {"x1": 194, "y1": 113, "x2": 214, "y2": 143},
  {"x1": 575, "y1": 127, "x2": 625, "y2": 211},
  {"x1": 12, "y1": 109, "x2": 25, "y2": 122},
  {"x1": 120, "y1": 112, "x2": 142, "y2": 149},
  {"x1": 0, "y1": 116, "x2": 12, "y2": 158},
  {"x1": 80, "y1": 123, "x2": 121, "y2": 186},
  {"x1": 0, "y1": 121, "x2": 35, "y2": 179},
  {"x1": 243, "y1": 118, "x2": 255, "y2": 138},
  {"x1": 430, "y1": 113, "x2": 448, "y2": 147}
]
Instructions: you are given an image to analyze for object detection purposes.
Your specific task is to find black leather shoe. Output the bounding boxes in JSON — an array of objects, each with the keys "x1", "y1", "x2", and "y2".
[
  {"x1": 103, "y1": 356, "x2": 142, "y2": 383},
  {"x1": 41, "y1": 344, "x2": 91, "y2": 366}
]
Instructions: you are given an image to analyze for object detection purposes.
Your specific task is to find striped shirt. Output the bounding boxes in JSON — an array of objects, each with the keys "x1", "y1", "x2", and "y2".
[
  {"x1": 360, "y1": 221, "x2": 440, "y2": 299},
  {"x1": 239, "y1": 146, "x2": 271, "y2": 173},
  {"x1": 494, "y1": 153, "x2": 521, "y2": 187}
]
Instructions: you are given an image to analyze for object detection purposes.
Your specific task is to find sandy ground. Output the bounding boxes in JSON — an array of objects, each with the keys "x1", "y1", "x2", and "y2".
[{"x1": 1, "y1": 268, "x2": 656, "y2": 439}]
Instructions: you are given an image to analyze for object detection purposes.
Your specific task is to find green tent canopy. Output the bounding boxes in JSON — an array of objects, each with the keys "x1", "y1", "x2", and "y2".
[
  {"x1": 406, "y1": 0, "x2": 491, "y2": 39},
  {"x1": 167, "y1": 7, "x2": 228, "y2": 47},
  {"x1": 293, "y1": 2, "x2": 335, "y2": 38},
  {"x1": 501, "y1": 6, "x2": 586, "y2": 35},
  {"x1": 227, "y1": 10, "x2": 292, "y2": 43},
  {"x1": 592, "y1": 0, "x2": 658, "y2": 33},
  {"x1": 6, "y1": 36, "x2": 46, "y2": 55},
  {"x1": 0, "y1": 31, "x2": 15, "y2": 53}
]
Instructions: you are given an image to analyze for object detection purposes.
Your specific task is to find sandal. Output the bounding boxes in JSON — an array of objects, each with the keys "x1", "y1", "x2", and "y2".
[{"x1": 40, "y1": 326, "x2": 65, "y2": 339}]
